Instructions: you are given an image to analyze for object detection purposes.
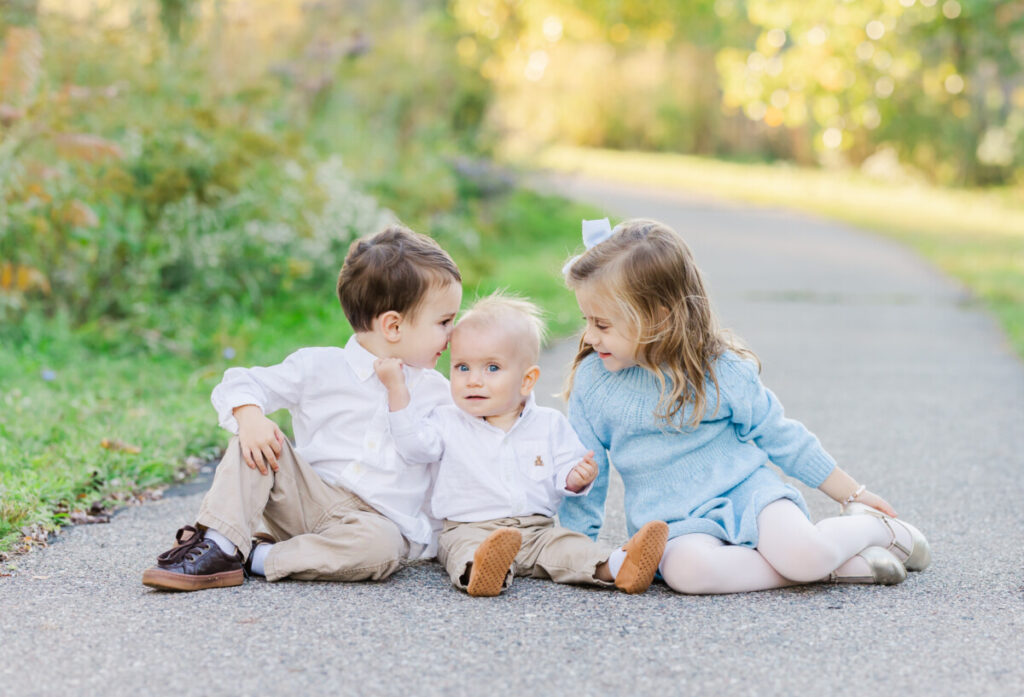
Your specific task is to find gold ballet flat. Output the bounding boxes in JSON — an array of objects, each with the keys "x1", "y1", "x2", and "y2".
[
  {"x1": 829, "y1": 546, "x2": 907, "y2": 585},
  {"x1": 841, "y1": 502, "x2": 932, "y2": 572}
]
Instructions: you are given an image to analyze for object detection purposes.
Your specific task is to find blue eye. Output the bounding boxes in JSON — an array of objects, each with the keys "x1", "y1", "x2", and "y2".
[
  {"x1": 486, "y1": 364, "x2": 499, "y2": 373},
  {"x1": 455, "y1": 364, "x2": 469, "y2": 372}
]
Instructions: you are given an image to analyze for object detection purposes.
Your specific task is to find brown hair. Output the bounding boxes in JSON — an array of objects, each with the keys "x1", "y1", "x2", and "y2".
[
  {"x1": 564, "y1": 219, "x2": 756, "y2": 428},
  {"x1": 337, "y1": 224, "x2": 461, "y2": 332}
]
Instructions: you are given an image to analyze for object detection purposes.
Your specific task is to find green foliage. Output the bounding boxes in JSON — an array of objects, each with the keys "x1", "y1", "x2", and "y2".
[
  {"x1": 455, "y1": 0, "x2": 1024, "y2": 185},
  {"x1": 0, "y1": 339, "x2": 223, "y2": 553},
  {"x1": 0, "y1": 2, "x2": 489, "y2": 355}
]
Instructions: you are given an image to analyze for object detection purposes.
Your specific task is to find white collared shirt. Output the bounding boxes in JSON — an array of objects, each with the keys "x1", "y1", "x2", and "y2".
[
  {"x1": 388, "y1": 395, "x2": 592, "y2": 522},
  {"x1": 210, "y1": 335, "x2": 451, "y2": 556}
]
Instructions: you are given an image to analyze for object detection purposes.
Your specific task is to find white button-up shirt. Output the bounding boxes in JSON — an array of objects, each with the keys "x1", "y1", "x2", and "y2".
[
  {"x1": 388, "y1": 395, "x2": 592, "y2": 522},
  {"x1": 210, "y1": 335, "x2": 451, "y2": 556}
]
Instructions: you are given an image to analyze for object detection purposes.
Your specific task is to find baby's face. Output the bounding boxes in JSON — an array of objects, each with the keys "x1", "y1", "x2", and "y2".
[{"x1": 449, "y1": 325, "x2": 531, "y2": 424}]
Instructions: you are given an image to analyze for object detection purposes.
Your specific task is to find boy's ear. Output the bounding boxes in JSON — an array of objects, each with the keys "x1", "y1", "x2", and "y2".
[
  {"x1": 520, "y1": 365, "x2": 540, "y2": 396},
  {"x1": 376, "y1": 311, "x2": 403, "y2": 343}
]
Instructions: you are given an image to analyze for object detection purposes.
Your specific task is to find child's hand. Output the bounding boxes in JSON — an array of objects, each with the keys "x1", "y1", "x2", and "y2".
[
  {"x1": 234, "y1": 405, "x2": 285, "y2": 475},
  {"x1": 373, "y1": 358, "x2": 406, "y2": 390},
  {"x1": 374, "y1": 357, "x2": 410, "y2": 411},
  {"x1": 856, "y1": 490, "x2": 898, "y2": 518},
  {"x1": 565, "y1": 452, "x2": 598, "y2": 493}
]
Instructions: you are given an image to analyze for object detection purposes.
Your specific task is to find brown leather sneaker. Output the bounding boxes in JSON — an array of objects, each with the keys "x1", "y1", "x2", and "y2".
[
  {"x1": 466, "y1": 528, "x2": 522, "y2": 597},
  {"x1": 614, "y1": 520, "x2": 669, "y2": 594},
  {"x1": 142, "y1": 525, "x2": 244, "y2": 591}
]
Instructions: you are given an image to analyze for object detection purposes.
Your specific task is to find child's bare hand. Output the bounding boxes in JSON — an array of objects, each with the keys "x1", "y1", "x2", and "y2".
[
  {"x1": 565, "y1": 452, "x2": 598, "y2": 492},
  {"x1": 373, "y1": 357, "x2": 406, "y2": 390},
  {"x1": 374, "y1": 357, "x2": 411, "y2": 411},
  {"x1": 855, "y1": 490, "x2": 898, "y2": 518},
  {"x1": 234, "y1": 406, "x2": 284, "y2": 475}
]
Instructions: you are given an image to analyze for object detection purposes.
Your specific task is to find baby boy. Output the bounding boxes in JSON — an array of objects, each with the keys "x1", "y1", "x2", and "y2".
[{"x1": 374, "y1": 292, "x2": 668, "y2": 596}]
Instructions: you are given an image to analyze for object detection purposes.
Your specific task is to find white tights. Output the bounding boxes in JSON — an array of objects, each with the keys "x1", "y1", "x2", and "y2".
[{"x1": 659, "y1": 499, "x2": 890, "y2": 594}]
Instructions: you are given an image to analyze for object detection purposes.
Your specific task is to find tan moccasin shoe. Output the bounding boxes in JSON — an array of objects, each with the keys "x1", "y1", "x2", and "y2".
[
  {"x1": 466, "y1": 528, "x2": 522, "y2": 597},
  {"x1": 615, "y1": 520, "x2": 669, "y2": 594}
]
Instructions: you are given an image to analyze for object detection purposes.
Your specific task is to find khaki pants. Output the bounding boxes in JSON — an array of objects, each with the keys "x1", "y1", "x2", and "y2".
[
  {"x1": 196, "y1": 437, "x2": 408, "y2": 582},
  {"x1": 438, "y1": 515, "x2": 613, "y2": 591}
]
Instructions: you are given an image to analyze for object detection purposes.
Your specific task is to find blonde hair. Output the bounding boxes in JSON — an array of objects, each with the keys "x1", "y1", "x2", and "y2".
[
  {"x1": 455, "y1": 291, "x2": 547, "y2": 364},
  {"x1": 564, "y1": 219, "x2": 756, "y2": 428}
]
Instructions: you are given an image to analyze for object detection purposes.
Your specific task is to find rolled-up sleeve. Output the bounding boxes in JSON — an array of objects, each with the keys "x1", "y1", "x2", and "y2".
[{"x1": 211, "y1": 351, "x2": 306, "y2": 433}]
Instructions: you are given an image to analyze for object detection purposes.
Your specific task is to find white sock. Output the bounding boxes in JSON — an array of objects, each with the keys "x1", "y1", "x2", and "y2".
[
  {"x1": 249, "y1": 543, "x2": 272, "y2": 576},
  {"x1": 203, "y1": 528, "x2": 237, "y2": 557},
  {"x1": 607, "y1": 547, "x2": 627, "y2": 579}
]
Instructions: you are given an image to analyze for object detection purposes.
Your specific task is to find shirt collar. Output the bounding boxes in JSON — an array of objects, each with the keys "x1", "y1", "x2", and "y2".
[
  {"x1": 343, "y1": 335, "x2": 378, "y2": 382},
  {"x1": 344, "y1": 335, "x2": 427, "y2": 385}
]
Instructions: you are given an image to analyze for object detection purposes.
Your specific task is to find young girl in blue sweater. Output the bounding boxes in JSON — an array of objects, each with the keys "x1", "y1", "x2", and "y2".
[{"x1": 558, "y1": 218, "x2": 931, "y2": 594}]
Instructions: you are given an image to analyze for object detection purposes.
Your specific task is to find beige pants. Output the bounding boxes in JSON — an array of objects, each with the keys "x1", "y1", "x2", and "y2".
[
  {"x1": 196, "y1": 437, "x2": 408, "y2": 583},
  {"x1": 438, "y1": 515, "x2": 613, "y2": 590}
]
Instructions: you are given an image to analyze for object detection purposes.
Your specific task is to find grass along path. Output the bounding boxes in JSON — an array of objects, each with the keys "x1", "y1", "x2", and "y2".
[{"x1": 532, "y1": 146, "x2": 1024, "y2": 358}]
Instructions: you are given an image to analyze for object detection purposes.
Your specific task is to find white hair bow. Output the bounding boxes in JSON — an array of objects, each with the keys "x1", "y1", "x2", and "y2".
[{"x1": 562, "y1": 218, "x2": 615, "y2": 275}]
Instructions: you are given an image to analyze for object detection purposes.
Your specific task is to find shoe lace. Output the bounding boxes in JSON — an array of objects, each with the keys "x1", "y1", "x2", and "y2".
[{"x1": 156, "y1": 525, "x2": 213, "y2": 565}]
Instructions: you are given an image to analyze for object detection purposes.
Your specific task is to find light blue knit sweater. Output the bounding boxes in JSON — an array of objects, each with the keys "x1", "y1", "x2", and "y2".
[{"x1": 558, "y1": 352, "x2": 837, "y2": 545}]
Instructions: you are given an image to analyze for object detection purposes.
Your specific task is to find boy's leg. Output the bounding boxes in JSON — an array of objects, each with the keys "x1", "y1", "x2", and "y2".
[
  {"x1": 143, "y1": 437, "x2": 346, "y2": 591},
  {"x1": 195, "y1": 437, "x2": 337, "y2": 560},
  {"x1": 515, "y1": 516, "x2": 614, "y2": 587},
  {"x1": 261, "y1": 488, "x2": 408, "y2": 582},
  {"x1": 438, "y1": 520, "x2": 518, "y2": 593}
]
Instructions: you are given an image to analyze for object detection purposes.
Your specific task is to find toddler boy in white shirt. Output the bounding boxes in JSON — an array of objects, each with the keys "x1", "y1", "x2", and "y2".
[
  {"x1": 142, "y1": 225, "x2": 462, "y2": 591},
  {"x1": 375, "y1": 293, "x2": 668, "y2": 597}
]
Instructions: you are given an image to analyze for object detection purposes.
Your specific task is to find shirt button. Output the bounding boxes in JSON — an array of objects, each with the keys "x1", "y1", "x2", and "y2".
[{"x1": 367, "y1": 440, "x2": 377, "y2": 450}]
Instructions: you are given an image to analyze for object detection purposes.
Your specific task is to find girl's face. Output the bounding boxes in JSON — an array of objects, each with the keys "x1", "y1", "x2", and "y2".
[{"x1": 575, "y1": 285, "x2": 639, "y2": 372}]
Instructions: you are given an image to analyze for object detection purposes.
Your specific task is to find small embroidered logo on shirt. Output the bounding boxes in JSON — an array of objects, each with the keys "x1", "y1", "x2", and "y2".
[{"x1": 534, "y1": 456, "x2": 545, "y2": 467}]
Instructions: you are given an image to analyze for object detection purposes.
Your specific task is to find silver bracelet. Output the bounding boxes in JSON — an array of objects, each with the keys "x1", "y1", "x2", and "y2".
[{"x1": 843, "y1": 484, "x2": 866, "y2": 505}]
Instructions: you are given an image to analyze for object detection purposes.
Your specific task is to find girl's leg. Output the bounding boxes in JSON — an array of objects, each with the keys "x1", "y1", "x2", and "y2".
[
  {"x1": 659, "y1": 533, "x2": 796, "y2": 594},
  {"x1": 755, "y1": 499, "x2": 892, "y2": 583}
]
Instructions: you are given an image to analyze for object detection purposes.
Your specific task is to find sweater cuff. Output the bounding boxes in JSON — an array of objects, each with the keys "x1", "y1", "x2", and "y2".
[{"x1": 798, "y1": 451, "x2": 838, "y2": 489}]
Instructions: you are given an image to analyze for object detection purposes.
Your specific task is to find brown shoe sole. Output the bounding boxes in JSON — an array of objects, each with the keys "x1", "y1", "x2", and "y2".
[
  {"x1": 142, "y1": 566, "x2": 244, "y2": 592},
  {"x1": 615, "y1": 520, "x2": 669, "y2": 594},
  {"x1": 466, "y1": 528, "x2": 522, "y2": 597}
]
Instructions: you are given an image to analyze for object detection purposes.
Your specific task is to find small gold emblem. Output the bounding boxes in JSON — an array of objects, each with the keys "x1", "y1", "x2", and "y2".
[{"x1": 534, "y1": 455, "x2": 545, "y2": 467}]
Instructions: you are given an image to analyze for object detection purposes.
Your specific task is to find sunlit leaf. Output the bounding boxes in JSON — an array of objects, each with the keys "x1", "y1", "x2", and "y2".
[
  {"x1": 99, "y1": 438, "x2": 142, "y2": 455},
  {"x1": 0, "y1": 263, "x2": 50, "y2": 294}
]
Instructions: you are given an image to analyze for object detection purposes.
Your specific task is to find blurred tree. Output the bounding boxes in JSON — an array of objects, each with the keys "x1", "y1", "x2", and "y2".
[
  {"x1": 158, "y1": 0, "x2": 194, "y2": 44},
  {"x1": 453, "y1": 0, "x2": 1024, "y2": 185}
]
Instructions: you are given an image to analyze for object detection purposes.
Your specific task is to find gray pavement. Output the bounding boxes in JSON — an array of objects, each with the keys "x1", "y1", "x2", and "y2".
[{"x1": 3, "y1": 174, "x2": 1023, "y2": 697}]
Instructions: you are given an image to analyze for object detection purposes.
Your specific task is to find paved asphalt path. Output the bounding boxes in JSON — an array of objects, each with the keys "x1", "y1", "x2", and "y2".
[{"x1": 2, "y1": 175, "x2": 1023, "y2": 697}]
